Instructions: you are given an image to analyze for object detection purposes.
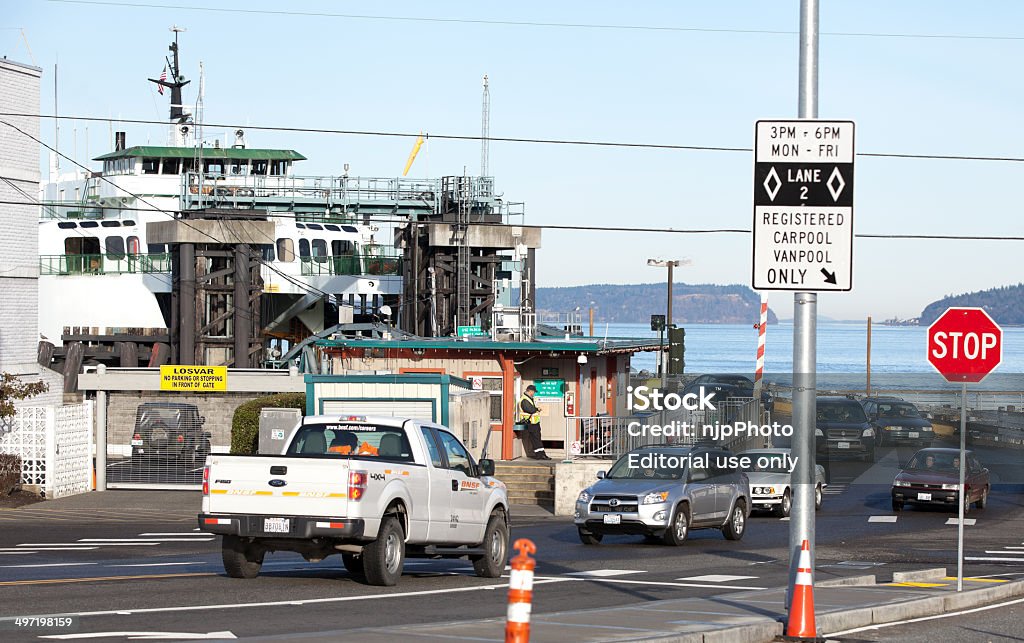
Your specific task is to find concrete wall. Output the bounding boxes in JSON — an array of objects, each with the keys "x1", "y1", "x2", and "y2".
[
  {"x1": 106, "y1": 391, "x2": 277, "y2": 454},
  {"x1": 0, "y1": 58, "x2": 63, "y2": 409},
  {"x1": 554, "y1": 459, "x2": 613, "y2": 516}
]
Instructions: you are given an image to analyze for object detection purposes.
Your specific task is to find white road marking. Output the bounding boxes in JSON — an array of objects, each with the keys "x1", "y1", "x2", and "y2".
[
  {"x1": 79, "y1": 539, "x2": 211, "y2": 543},
  {"x1": 42, "y1": 631, "x2": 236, "y2": 640},
  {"x1": 965, "y1": 556, "x2": 1024, "y2": 562},
  {"x1": 0, "y1": 547, "x2": 98, "y2": 552},
  {"x1": 945, "y1": 518, "x2": 977, "y2": 526},
  {"x1": 566, "y1": 569, "x2": 642, "y2": 577},
  {"x1": 827, "y1": 595, "x2": 1024, "y2": 637},
  {"x1": 18, "y1": 543, "x2": 159, "y2": 547},
  {"x1": 0, "y1": 551, "x2": 39, "y2": 555},
  {"x1": 138, "y1": 533, "x2": 214, "y2": 537},
  {"x1": 540, "y1": 575, "x2": 763, "y2": 590},
  {"x1": 779, "y1": 516, "x2": 790, "y2": 521},
  {"x1": 0, "y1": 562, "x2": 97, "y2": 568},
  {"x1": 108, "y1": 562, "x2": 205, "y2": 568},
  {"x1": 677, "y1": 574, "x2": 757, "y2": 583},
  {"x1": 868, "y1": 516, "x2": 898, "y2": 523}
]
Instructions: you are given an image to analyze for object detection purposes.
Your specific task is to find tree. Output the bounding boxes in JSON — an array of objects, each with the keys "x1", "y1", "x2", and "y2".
[{"x1": 0, "y1": 373, "x2": 48, "y2": 419}]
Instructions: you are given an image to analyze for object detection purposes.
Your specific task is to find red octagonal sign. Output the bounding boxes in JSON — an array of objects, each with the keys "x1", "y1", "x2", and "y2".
[{"x1": 927, "y1": 307, "x2": 1002, "y2": 383}]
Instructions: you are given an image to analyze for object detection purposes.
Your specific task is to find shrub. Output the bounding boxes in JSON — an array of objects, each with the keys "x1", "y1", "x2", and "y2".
[
  {"x1": 0, "y1": 453, "x2": 22, "y2": 496},
  {"x1": 230, "y1": 392, "x2": 306, "y2": 455}
]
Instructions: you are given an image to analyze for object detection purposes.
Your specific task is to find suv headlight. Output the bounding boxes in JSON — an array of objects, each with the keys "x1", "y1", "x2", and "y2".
[
  {"x1": 942, "y1": 483, "x2": 960, "y2": 490},
  {"x1": 862, "y1": 427, "x2": 875, "y2": 438},
  {"x1": 815, "y1": 428, "x2": 824, "y2": 437},
  {"x1": 642, "y1": 491, "x2": 669, "y2": 505},
  {"x1": 894, "y1": 480, "x2": 910, "y2": 487},
  {"x1": 923, "y1": 426, "x2": 933, "y2": 432},
  {"x1": 577, "y1": 489, "x2": 591, "y2": 503}
]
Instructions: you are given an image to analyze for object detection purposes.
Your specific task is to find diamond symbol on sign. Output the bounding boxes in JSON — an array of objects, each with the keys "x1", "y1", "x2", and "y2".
[
  {"x1": 827, "y1": 167, "x2": 846, "y2": 201},
  {"x1": 763, "y1": 167, "x2": 782, "y2": 202}
]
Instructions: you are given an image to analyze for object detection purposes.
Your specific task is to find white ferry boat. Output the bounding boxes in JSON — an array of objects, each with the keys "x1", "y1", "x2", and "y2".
[{"x1": 37, "y1": 32, "x2": 429, "y2": 358}]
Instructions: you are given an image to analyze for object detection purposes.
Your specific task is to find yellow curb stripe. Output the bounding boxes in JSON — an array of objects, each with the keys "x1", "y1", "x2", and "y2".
[
  {"x1": 0, "y1": 572, "x2": 214, "y2": 587},
  {"x1": 887, "y1": 581, "x2": 950, "y2": 587},
  {"x1": 943, "y1": 576, "x2": 1009, "y2": 583}
]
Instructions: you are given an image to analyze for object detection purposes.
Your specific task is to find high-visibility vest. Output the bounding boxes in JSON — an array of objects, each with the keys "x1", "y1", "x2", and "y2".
[{"x1": 518, "y1": 395, "x2": 541, "y2": 424}]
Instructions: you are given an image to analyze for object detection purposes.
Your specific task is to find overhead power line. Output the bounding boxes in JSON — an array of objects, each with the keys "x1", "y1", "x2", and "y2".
[
  {"x1": 46, "y1": 0, "x2": 1024, "y2": 43},
  {"x1": 2, "y1": 112, "x2": 1023, "y2": 164},
  {"x1": 8, "y1": 199, "x2": 1024, "y2": 242}
]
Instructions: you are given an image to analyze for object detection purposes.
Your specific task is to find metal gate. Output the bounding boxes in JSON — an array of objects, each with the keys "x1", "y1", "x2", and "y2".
[{"x1": 105, "y1": 399, "x2": 210, "y2": 489}]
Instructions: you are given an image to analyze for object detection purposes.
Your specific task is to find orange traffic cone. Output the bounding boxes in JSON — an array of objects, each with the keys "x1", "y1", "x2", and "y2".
[
  {"x1": 505, "y1": 538, "x2": 536, "y2": 643},
  {"x1": 786, "y1": 539, "x2": 817, "y2": 639}
]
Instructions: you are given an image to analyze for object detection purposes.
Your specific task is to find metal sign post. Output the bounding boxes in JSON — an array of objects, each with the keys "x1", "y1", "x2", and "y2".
[{"x1": 957, "y1": 381, "x2": 967, "y2": 591}]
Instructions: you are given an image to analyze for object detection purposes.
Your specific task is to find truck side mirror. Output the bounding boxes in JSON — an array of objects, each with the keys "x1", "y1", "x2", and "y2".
[{"x1": 478, "y1": 458, "x2": 495, "y2": 477}]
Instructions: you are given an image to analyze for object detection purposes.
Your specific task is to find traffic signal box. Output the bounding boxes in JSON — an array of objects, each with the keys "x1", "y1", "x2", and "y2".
[{"x1": 668, "y1": 327, "x2": 685, "y2": 375}]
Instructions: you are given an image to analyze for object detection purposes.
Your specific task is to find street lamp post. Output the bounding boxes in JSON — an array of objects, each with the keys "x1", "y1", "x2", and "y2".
[{"x1": 648, "y1": 259, "x2": 689, "y2": 389}]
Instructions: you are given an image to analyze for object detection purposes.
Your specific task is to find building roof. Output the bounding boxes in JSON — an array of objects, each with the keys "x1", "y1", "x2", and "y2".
[
  {"x1": 315, "y1": 335, "x2": 664, "y2": 355},
  {"x1": 93, "y1": 146, "x2": 307, "y2": 161}
]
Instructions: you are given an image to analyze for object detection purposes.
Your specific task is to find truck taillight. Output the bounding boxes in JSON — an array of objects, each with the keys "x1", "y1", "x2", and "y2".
[
  {"x1": 202, "y1": 465, "x2": 210, "y2": 495},
  {"x1": 348, "y1": 471, "x2": 367, "y2": 501},
  {"x1": 133, "y1": 433, "x2": 142, "y2": 441}
]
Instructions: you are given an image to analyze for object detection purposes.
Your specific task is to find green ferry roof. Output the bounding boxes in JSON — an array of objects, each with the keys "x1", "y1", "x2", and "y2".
[{"x1": 93, "y1": 146, "x2": 307, "y2": 161}]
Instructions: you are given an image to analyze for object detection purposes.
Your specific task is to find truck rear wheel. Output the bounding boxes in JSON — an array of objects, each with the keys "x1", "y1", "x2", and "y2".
[
  {"x1": 363, "y1": 516, "x2": 405, "y2": 586},
  {"x1": 472, "y1": 512, "x2": 509, "y2": 578},
  {"x1": 222, "y1": 535, "x2": 263, "y2": 579}
]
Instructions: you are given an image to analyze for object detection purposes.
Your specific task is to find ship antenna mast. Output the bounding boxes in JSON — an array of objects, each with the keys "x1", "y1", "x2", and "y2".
[
  {"x1": 480, "y1": 74, "x2": 490, "y2": 177},
  {"x1": 149, "y1": 25, "x2": 192, "y2": 123}
]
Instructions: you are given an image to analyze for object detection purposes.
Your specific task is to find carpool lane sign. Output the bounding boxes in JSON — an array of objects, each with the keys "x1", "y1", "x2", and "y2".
[{"x1": 753, "y1": 119, "x2": 854, "y2": 291}]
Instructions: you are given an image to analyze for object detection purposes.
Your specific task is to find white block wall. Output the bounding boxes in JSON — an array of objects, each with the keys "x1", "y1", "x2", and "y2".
[{"x1": 0, "y1": 58, "x2": 61, "y2": 407}]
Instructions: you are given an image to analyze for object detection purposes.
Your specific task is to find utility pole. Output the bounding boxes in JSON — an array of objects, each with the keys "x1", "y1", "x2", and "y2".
[
  {"x1": 480, "y1": 75, "x2": 490, "y2": 177},
  {"x1": 788, "y1": 0, "x2": 819, "y2": 609}
]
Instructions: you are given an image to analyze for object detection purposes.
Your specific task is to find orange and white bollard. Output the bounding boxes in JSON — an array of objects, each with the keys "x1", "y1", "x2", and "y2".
[
  {"x1": 505, "y1": 538, "x2": 536, "y2": 643},
  {"x1": 786, "y1": 539, "x2": 817, "y2": 639}
]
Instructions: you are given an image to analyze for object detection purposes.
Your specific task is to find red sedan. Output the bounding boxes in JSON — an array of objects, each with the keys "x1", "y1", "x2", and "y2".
[{"x1": 891, "y1": 448, "x2": 990, "y2": 513}]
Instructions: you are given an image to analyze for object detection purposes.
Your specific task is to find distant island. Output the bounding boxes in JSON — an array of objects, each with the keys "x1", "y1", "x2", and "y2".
[
  {"x1": 919, "y1": 283, "x2": 1024, "y2": 326},
  {"x1": 534, "y1": 283, "x2": 778, "y2": 325}
]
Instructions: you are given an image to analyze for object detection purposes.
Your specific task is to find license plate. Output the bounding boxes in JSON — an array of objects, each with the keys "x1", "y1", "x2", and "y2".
[
  {"x1": 264, "y1": 517, "x2": 290, "y2": 533},
  {"x1": 131, "y1": 439, "x2": 143, "y2": 446},
  {"x1": 603, "y1": 514, "x2": 621, "y2": 525},
  {"x1": 909, "y1": 432, "x2": 919, "y2": 439},
  {"x1": 917, "y1": 492, "x2": 932, "y2": 501},
  {"x1": 837, "y1": 441, "x2": 850, "y2": 449}
]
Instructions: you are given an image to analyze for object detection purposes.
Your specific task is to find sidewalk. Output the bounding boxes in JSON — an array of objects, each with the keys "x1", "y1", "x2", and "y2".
[{"x1": 312, "y1": 570, "x2": 1024, "y2": 642}]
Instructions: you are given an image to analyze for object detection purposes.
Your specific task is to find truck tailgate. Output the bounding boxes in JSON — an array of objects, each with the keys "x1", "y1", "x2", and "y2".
[{"x1": 206, "y1": 455, "x2": 350, "y2": 517}]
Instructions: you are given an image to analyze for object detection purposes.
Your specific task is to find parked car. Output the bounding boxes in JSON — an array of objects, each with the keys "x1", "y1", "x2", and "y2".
[
  {"x1": 131, "y1": 402, "x2": 211, "y2": 470},
  {"x1": 199, "y1": 415, "x2": 509, "y2": 586},
  {"x1": 815, "y1": 396, "x2": 876, "y2": 462},
  {"x1": 891, "y1": 447, "x2": 990, "y2": 513},
  {"x1": 682, "y1": 374, "x2": 774, "y2": 413},
  {"x1": 861, "y1": 397, "x2": 934, "y2": 447},
  {"x1": 574, "y1": 446, "x2": 750, "y2": 546},
  {"x1": 738, "y1": 448, "x2": 826, "y2": 517}
]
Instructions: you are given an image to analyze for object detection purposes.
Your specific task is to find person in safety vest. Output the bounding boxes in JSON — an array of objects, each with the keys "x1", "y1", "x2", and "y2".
[{"x1": 519, "y1": 385, "x2": 550, "y2": 460}]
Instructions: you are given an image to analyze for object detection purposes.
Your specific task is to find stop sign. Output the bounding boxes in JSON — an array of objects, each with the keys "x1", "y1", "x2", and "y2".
[{"x1": 927, "y1": 307, "x2": 1002, "y2": 383}]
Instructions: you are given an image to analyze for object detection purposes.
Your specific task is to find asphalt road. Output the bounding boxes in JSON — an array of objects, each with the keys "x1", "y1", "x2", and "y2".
[
  {"x1": 832, "y1": 596, "x2": 1024, "y2": 642},
  {"x1": 0, "y1": 438, "x2": 1022, "y2": 641}
]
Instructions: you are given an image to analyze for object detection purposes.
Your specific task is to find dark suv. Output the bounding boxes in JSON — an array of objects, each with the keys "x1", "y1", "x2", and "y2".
[
  {"x1": 861, "y1": 397, "x2": 934, "y2": 447},
  {"x1": 681, "y1": 374, "x2": 774, "y2": 413},
  {"x1": 131, "y1": 402, "x2": 211, "y2": 470},
  {"x1": 815, "y1": 397, "x2": 876, "y2": 462}
]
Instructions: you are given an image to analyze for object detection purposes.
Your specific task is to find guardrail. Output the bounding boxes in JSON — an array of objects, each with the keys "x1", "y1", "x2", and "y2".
[
  {"x1": 564, "y1": 398, "x2": 766, "y2": 460},
  {"x1": 40, "y1": 253, "x2": 172, "y2": 275},
  {"x1": 298, "y1": 254, "x2": 402, "y2": 276}
]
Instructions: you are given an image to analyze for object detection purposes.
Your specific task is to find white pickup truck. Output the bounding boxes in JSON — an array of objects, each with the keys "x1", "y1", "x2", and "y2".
[{"x1": 198, "y1": 415, "x2": 510, "y2": 586}]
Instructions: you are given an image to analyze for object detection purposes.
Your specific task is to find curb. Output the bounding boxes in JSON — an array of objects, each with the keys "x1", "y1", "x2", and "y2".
[
  {"x1": 891, "y1": 567, "x2": 946, "y2": 583},
  {"x1": 816, "y1": 574, "x2": 875, "y2": 587}
]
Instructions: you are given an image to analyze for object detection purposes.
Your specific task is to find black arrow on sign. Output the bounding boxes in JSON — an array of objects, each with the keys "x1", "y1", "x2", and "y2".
[{"x1": 821, "y1": 268, "x2": 837, "y2": 284}]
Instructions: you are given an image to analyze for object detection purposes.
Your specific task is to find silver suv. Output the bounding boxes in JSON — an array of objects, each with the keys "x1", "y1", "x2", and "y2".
[{"x1": 574, "y1": 446, "x2": 751, "y2": 546}]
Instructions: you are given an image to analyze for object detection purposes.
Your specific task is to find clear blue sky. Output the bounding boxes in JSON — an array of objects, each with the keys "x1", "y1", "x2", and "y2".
[{"x1": 4, "y1": 0, "x2": 1023, "y2": 321}]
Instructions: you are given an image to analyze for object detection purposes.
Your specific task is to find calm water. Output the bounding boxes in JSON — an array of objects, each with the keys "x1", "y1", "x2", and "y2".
[{"x1": 599, "y1": 321, "x2": 1024, "y2": 392}]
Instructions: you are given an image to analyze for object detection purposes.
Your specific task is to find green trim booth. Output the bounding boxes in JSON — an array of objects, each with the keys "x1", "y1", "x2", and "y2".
[
  {"x1": 315, "y1": 336, "x2": 662, "y2": 460},
  {"x1": 304, "y1": 373, "x2": 493, "y2": 455}
]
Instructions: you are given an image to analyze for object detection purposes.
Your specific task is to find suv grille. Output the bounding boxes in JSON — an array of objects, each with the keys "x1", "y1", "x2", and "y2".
[
  {"x1": 827, "y1": 429, "x2": 861, "y2": 439},
  {"x1": 591, "y1": 495, "x2": 639, "y2": 513}
]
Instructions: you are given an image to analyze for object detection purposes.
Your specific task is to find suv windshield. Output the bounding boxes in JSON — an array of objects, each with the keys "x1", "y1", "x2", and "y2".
[
  {"x1": 817, "y1": 401, "x2": 868, "y2": 423},
  {"x1": 286, "y1": 422, "x2": 414, "y2": 463},
  {"x1": 877, "y1": 403, "x2": 921, "y2": 418},
  {"x1": 606, "y1": 451, "x2": 686, "y2": 480}
]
